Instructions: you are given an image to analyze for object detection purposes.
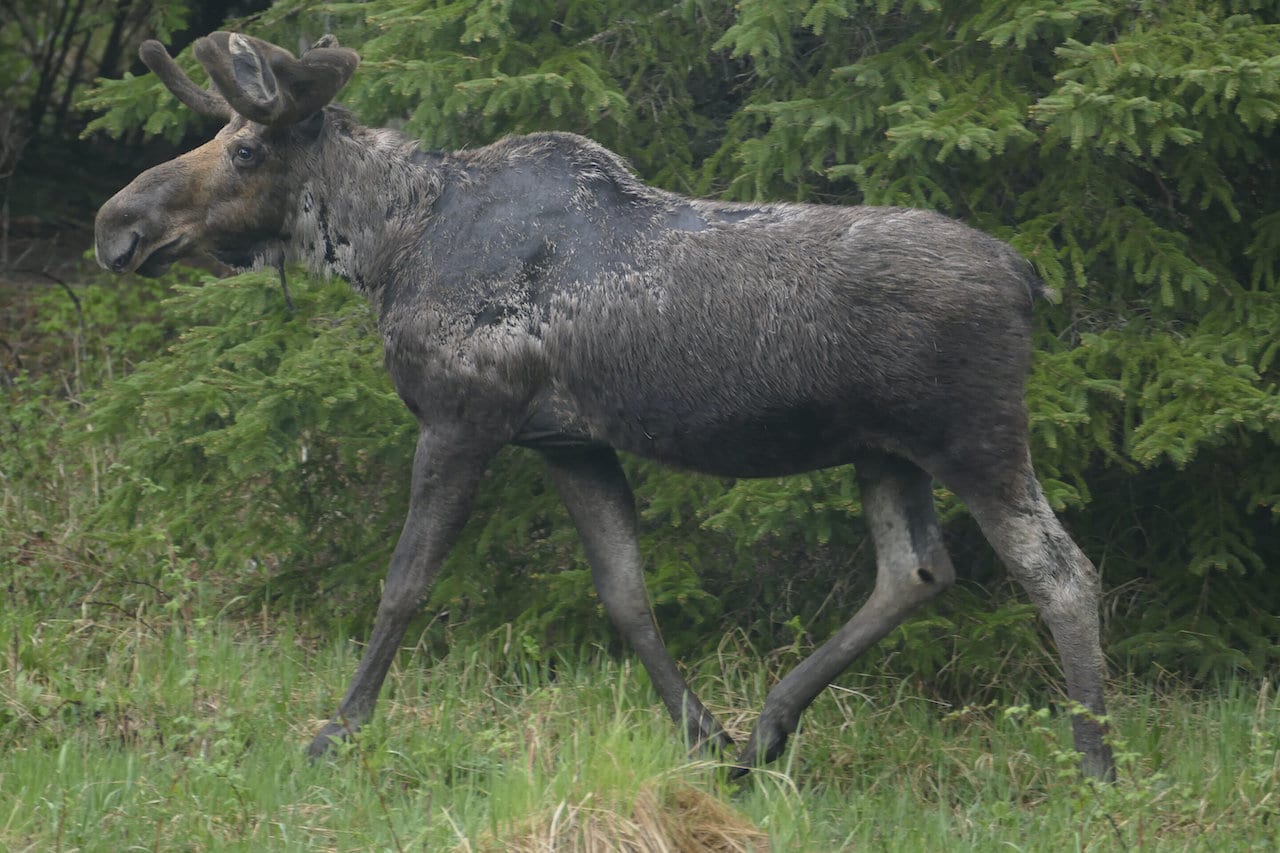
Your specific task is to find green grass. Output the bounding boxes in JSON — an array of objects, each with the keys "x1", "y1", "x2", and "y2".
[{"x1": 3, "y1": 600, "x2": 1279, "y2": 852}]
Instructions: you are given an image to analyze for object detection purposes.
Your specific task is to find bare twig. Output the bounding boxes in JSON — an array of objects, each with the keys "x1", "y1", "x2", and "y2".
[{"x1": 12, "y1": 267, "x2": 85, "y2": 337}]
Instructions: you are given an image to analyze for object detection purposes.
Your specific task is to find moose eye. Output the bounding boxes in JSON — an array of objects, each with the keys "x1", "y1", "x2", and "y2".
[{"x1": 231, "y1": 143, "x2": 260, "y2": 166}]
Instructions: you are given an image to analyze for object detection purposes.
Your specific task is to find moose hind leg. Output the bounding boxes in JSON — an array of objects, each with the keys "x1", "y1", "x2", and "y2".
[
  {"x1": 542, "y1": 446, "x2": 733, "y2": 754},
  {"x1": 957, "y1": 458, "x2": 1116, "y2": 780},
  {"x1": 733, "y1": 453, "x2": 955, "y2": 776}
]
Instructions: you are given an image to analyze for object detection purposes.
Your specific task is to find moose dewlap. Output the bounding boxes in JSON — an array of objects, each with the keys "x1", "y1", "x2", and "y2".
[{"x1": 95, "y1": 31, "x2": 1114, "y2": 780}]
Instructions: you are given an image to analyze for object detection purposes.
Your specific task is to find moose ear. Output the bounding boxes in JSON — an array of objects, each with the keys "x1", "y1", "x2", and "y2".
[{"x1": 227, "y1": 33, "x2": 280, "y2": 112}]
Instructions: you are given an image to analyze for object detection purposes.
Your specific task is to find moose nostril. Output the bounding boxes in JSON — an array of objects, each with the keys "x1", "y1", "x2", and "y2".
[{"x1": 109, "y1": 232, "x2": 141, "y2": 272}]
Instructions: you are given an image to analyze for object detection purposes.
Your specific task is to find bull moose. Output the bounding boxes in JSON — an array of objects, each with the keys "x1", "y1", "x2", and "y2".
[{"x1": 94, "y1": 31, "x2": 1115, "y2": 780}]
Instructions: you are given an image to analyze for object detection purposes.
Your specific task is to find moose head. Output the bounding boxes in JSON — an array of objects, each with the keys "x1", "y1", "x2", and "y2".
[{"x1": 94, "y1": 33, "x2": 359, "y2": 277}]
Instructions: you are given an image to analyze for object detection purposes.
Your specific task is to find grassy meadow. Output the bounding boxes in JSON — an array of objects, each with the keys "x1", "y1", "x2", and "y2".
[{"x1": 2, "y1": 593, "x2": 1278, "y2": 851}]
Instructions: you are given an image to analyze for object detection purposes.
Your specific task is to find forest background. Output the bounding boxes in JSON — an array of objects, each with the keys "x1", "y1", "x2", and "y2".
[{"x1": 2, "y1": 0, "x2": 1280, "y2": 848}]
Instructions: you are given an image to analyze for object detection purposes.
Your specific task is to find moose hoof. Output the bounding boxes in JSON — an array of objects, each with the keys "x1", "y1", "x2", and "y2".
[
  {"x1": 307, "y1": 720, "x2": 356, "y2": 760},
  {"x1": 727, "y1": 720, "x2": 790, "y2": 780}
]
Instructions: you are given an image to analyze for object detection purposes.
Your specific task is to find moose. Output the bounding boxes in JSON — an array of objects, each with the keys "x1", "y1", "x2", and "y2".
[{"x1": 95, "y1": 32, "x2": 1115, "y2": 780}]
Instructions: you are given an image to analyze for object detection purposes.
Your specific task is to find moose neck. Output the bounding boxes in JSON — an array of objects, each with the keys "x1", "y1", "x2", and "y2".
[{"x1": 284, "y1": 113, "x2": 443, "y2": 300}]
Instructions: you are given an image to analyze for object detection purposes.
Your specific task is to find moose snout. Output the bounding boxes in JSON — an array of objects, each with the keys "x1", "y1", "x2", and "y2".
[
  {"x1": 96, "y1": 229, "x2": 142, "y2": 273},
  {"x1": 95, "y1": 153, "x2": 202, "y2": 276},
  {"x1": 94, "y1": 187, "x2": 152, "y2": 273}
]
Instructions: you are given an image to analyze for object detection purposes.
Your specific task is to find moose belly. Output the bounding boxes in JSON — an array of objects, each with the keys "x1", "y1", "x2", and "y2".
[{"x1": 595, "y1": 398, "x2": 865, "y2": 478}]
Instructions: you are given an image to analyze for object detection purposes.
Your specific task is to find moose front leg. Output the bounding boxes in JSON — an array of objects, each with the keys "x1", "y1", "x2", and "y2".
[
  {"x1": 542, "y1": 446, "x2": 733, "y2": 754},
  {"x1": 309, "y1": 428, "x2": 495, "y2": 758}
]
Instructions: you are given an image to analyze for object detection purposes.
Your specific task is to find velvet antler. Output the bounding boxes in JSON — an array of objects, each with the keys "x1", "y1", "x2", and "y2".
[
  {"x1": 192, "y1": 32, "x2": 359, "y2": 127},
  {"x1": 138, "y1": 39, "x2": 232, "y2": 121}
]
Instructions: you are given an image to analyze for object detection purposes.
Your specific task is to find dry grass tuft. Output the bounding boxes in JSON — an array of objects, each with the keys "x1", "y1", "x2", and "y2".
[{"x1": 473, "y1": 783, "x2": 769, "y2": 853}]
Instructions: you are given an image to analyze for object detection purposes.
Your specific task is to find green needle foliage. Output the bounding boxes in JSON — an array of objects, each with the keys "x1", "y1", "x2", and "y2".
[{"x1": 21, "y1": 0, "x2": 1278, "y2": 687}]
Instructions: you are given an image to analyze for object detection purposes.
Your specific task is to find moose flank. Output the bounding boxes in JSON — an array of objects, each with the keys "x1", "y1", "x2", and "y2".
[{"x1": 94, "y1": 32, "x2": 1115, "y2": 780}]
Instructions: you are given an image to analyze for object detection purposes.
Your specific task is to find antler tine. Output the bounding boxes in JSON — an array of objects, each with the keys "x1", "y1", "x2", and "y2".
[
  {"x1": 193, "y1": 32, "x2": 359, "y2": 127},
  {"x1": 138, "y1": 40, "x2": 232, "y2": 121},
  {"x1": 287, "y1": 40, "x2": 361, "y2": 120}
]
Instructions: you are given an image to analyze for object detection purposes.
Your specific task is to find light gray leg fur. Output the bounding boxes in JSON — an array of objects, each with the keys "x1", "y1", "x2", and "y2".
[
  {"x1": 543, "y1": 446, "x2": 733, "y2": 753},
  {"x1": 733, "y1": 453, "x2": 955, "y2": 775},
  {"x1": 960, "y1": 460, "x2": 1115, "y2": 781}
]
